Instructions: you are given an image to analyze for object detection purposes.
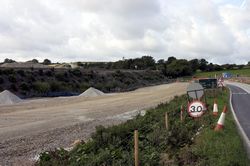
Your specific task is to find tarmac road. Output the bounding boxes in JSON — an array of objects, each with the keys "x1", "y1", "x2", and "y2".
[
  {"x1": 228, "y1": 84, "x2": 250, "y2": 139},
  {"x1": 227, "y1": 82, "x2": 250, "y2": 158}
]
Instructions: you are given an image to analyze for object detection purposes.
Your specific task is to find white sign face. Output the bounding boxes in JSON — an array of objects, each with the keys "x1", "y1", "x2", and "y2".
[{"x1": 188, "y1": 101, "x2": 206, "y2": 118}]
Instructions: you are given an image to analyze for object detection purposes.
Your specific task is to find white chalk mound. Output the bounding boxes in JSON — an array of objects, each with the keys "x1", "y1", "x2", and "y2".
[
  {"x1": 80, "y1": 87, "x2": 105, "y2": 97},
  {"x1": 0, "y1": 90, "x2": 22, "y2": 105}
]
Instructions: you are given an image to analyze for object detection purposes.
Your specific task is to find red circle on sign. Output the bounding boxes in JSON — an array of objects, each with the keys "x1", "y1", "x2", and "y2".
[{"x1": 187, "y1": 100, "x2": 206, "y2": 118}]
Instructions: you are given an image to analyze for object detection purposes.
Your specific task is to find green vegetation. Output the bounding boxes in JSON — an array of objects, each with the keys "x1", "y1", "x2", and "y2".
[
  {"x1": 180, "y1": 89, "x2": 249, "y2": 166},
  {"x1": 195, "y1": 68, "x2": 250, "y2": 78},
  {"x1": 0, "y1": 68, "x2": 170, "y2": 97},
  {"x1": 37, "y1": 89, "x2": 249, "y2": 165}
]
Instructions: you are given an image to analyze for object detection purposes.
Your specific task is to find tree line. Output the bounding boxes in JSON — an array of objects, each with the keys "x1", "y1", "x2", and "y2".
[
  {"x1": 80, "y1": 56, "x2": 250, "y2": 78},
  {"x1": 2, "y1": 56, "x2": 250, "y2": 78}
]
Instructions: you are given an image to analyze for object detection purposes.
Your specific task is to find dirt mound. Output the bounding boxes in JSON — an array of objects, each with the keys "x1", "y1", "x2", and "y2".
[
  {"x1": 0, "y1": 90, "x2": 22, "y2": 105},
  {"x1": 79, "y1": 87, "x2": 105, "y2": 97}
]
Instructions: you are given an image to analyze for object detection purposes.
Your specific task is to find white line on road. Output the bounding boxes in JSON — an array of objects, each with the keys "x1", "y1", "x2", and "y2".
[{"x1": 232, "y1": 93, "x2": 249, "y2": 95}]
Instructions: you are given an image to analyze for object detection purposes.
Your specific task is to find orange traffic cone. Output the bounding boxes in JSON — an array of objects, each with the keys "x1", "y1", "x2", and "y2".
[
  {"x1": 214, "y1": 106, "x2": 227, "y2": 131},
  {"x1": 213, "y1": 99, "x2": 218, "y2": 116}
]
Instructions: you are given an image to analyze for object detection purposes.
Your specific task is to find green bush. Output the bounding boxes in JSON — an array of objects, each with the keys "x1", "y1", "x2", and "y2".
[
  {"x1": 39, "y1": 69, "x2": 44, "y2": 76},
  {"x1": 45, "y1": 70, "x2": 53, "y2": 77},
  {"x1": 17, "y1": 70, "x2": 26, "y2": 77},
  {"x1": 33, "y1": 82, "x2": 50, "y2": 94},
  {"x1": 49, "y1": 81, "x2": 63, "y2": 92},
  {"x1": 2, "y1": 69, "x2": 14, "y2": 75},
  {"x1": 71, "y1": 69, "x2": 82, "y2": 77},
  {"x1": 80, "y1": 83, "x2": 90, "y2": 92},
  {"x1": 19, "y1": 82, "x2": 29, "y2": 91},
  {"x1": 0, "y1": 76, "x2": 4, "y2": 84},
  {"x1": 8, "y1": 75, "x2": 17, "y2": 83},
  {"x1": 55, "y1": 73, "x2": 66, "y2": 82},
  {"x1": 10, "y1": 84, "x2": 17, "y2": 91}
]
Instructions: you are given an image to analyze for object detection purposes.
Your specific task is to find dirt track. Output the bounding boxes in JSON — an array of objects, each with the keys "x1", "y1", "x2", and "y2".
[{"x1": 0, "y1": 82, "x2": 188, "y2": 165}]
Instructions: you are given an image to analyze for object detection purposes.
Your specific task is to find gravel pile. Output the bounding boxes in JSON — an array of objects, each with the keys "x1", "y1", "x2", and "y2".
[
  {"x1": 79, "y1": 87, "x2": 105, "y2": 97},
  {"x1": 0, "y1": 90, "x2": 22, "y2": 105}
]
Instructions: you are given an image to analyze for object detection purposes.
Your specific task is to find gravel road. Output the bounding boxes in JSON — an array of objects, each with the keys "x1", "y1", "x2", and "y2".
[{"x1": 0, "y1": 82, "x2": 188, "y2": 165}]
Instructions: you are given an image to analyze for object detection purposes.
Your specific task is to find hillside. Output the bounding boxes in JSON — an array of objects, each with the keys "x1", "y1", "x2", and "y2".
[{"x1": 0, "y1": 68, "x2": 170, "y2": 98}]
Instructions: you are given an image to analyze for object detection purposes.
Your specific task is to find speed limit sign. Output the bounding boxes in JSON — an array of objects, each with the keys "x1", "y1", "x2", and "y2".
[{"x1": 188, "y1": 101, "x2": 206, "y2": 118}]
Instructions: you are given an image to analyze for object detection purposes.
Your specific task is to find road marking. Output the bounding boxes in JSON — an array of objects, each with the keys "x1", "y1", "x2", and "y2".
[
  {"x1": 232, "y1": 93, "x2": 248, "y2": 95},
  {"x1": 232, "y1": 93, "x2": 249, "y2": 95}
]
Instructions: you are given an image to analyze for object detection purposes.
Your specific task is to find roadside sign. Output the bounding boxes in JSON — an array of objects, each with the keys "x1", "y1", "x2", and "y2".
[
  {"x1": 218, "y1": 77, "x2": 224, "y2": 87},
  {"x1": 198, "y1": 78, "x2": 217, "y2": 89},
  {"x1": 187, "y1": 83, "x2": 204, "y2": 99},
  {"x1": 188, "y1": 101, "x2": 206, "y2": 118}
]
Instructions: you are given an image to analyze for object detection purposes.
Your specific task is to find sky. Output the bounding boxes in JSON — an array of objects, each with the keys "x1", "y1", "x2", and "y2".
[{"x1": 0, "y1": 0, "x2": 249, "y2": 64}]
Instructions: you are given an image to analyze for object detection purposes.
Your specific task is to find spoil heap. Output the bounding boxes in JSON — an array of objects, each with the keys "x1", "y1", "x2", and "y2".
[
  {"x1": 0, "y1": 90, "x2": 22, "y2": 105},
  {"x1": 79, "y1": 87, "x2": 105, "y2": 97}
]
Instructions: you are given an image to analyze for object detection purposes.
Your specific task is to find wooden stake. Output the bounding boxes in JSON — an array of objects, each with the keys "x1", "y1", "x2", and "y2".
[
  {"x1": 134, "y1": 130, "x2": 139, "y2": 166},
  {"x1": 165, "y1": 112, "x2": 169, "y2": 130},
  {"x1": 180, "y1": 105, "x2": 183, "y2": 122}
]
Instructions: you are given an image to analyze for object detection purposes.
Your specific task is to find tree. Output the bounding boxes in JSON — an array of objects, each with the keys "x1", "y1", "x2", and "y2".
[
  {"x1": 199, "y1": 59, "x2": 208, "y2": 71},
  {"x1": 43, "y1": 59, "x2": 51, "y2": 65},
  {"x1": 156, "y1": 59, "x2": 166, "y2": 74},
  {"x1": 141, "y1": 56, "x2": 155, "y2": 69},
  {"x1": 4, "y1": 58, "x2": 15, "y2": 63},
  {"x1": 165, "y1": 59, "x2": 193, "y2": 78},
  {"x1": 166, "y1": 56, "x2": 177, "y2": 65},
  {"x1": 189, "y1": 59, "x2": 199, "y2": 72},
  {"x1": 248, "y1": 61, "x2": 250, "y2": 66},
  {"x1": 31, "y1": 59, "x2": 39, "y2": 63}
]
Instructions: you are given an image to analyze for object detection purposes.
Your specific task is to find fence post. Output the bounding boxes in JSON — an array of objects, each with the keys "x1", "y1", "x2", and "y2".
[
  {"x1": 134, "y1": 130, "x2": 139, "y2": 166},
  {"x1": 180, "y1": 105, "x2": 184, "y2": 122},
  {"x1": 165, "y1": 112, "x2": 169, "y2": 130}
]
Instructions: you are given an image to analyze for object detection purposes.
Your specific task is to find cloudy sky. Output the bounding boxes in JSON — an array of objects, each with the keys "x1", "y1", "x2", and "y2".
[{"x1": 0, "y1": 0, "x2": 249, "y2": 64}]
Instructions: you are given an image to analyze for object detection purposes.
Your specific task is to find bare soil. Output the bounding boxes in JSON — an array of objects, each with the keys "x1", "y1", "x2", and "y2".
[{"x1": 0, "y1": 82, "x2": 188, "y2": 165}]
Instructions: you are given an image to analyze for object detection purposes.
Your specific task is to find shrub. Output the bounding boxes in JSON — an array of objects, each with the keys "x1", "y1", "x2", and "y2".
[
  {"x1": 0, "y1": 76, "x2": 4, "y2": 84},
  {"x1": 39, "y1": 69, "x2": 44, "y2": 76},
  {"x1": 71, "y1": 69, "x2": 82, "y2": 77},
  {"x1": 55, "y1": 73, "x2": 66, "y2": 81},
  {"x1": 19, "y1": 82, "x2": 29, "y2": 91},
  {"x1": 28, "y1": 75, "x2": 36, "y2": 82},
  {"x1": 80, "y1": 83, "x2": 90, "y2": 91},
  {"x1": 45, "y1": 70, "x2": 53, "y2": 77},
  {"x1": 33, "y1": 82, "x2": 50, "y2": 94},
  {"x1": 17, "y1": 70, "x2": 26, "y2": 77},
  {"x1": 2, "y1": 69, "x2": 14, "y2": 75},
  {"x1": 8, "y1": 75, "x2": 17, "y2": 83},
  {"x1": 49, "y1": 81, "x2": 64, "y2": 92},
  {"x1": 10, "y1": 84, "x2": 18, "y2": 92}
]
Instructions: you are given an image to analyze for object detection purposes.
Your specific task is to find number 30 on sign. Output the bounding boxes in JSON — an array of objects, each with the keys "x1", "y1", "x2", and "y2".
[{"x1": 188, "y1": 101, "x2": 206, "y2": 118}]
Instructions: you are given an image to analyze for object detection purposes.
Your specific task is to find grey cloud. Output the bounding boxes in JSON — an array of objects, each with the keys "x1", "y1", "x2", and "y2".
[{"x1": 0, "y1": 0, "x2": 249, "y2": 64}]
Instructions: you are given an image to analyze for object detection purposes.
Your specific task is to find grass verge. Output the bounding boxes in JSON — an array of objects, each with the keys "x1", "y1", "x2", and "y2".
[
  {"x1": 195, "y1": 68, "x2": 250, "y2": 78},
  {"x1": 37, "y1": 88, "x2": 249, "y2": 166}
]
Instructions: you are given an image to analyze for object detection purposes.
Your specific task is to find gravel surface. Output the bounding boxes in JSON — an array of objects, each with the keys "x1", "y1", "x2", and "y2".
[{"x1": 0, "y1": 82, "x2": 188, "y2": 165}]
